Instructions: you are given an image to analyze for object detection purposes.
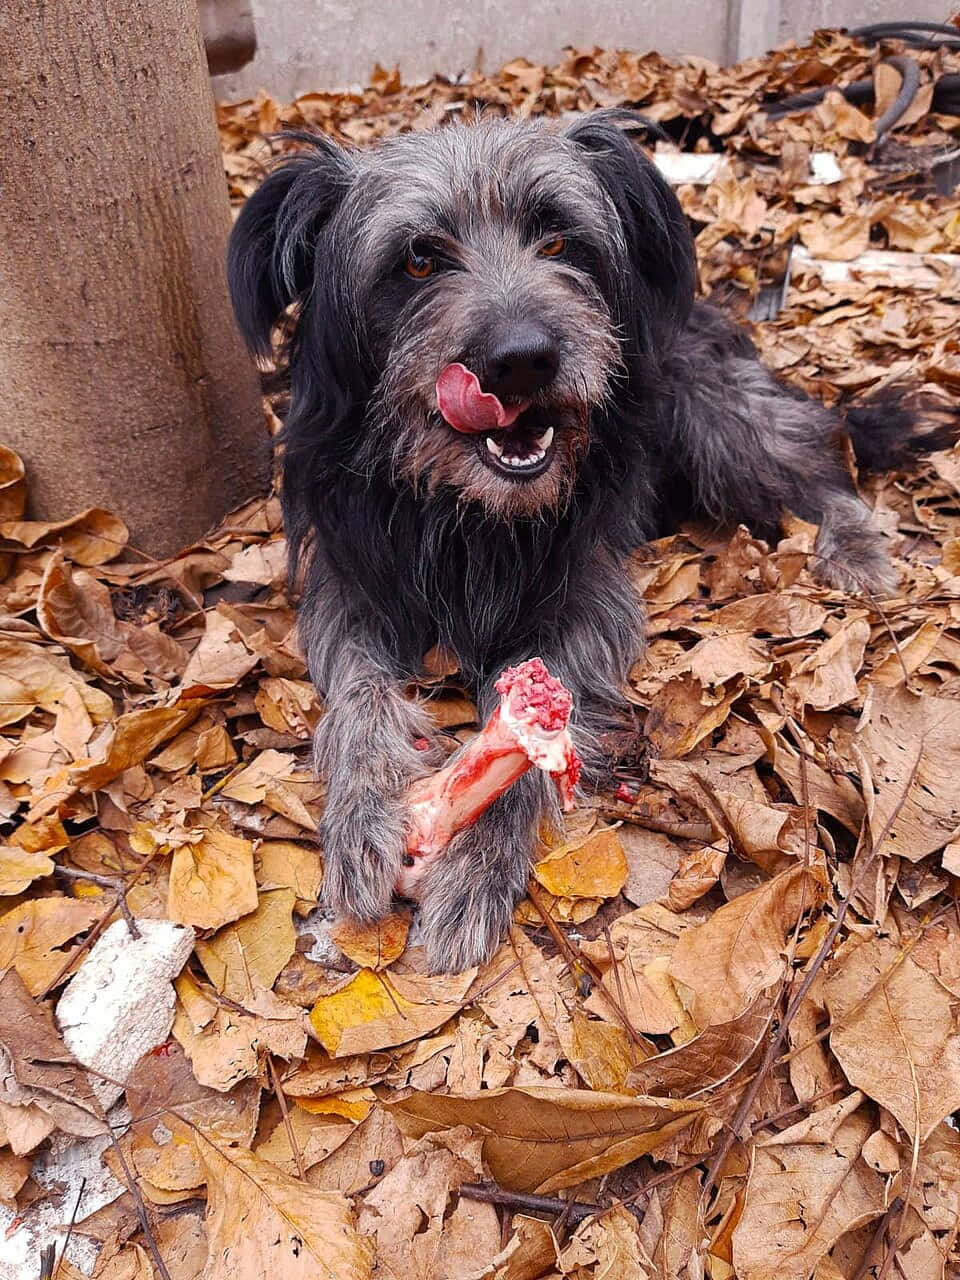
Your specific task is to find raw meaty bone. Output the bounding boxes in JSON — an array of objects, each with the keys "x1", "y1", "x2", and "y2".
[{"x1": 397, "y1": 658, "x2": 581, "y2": 897}]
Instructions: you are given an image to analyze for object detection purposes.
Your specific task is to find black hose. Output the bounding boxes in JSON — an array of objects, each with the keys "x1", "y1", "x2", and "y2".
[
  {"x1": 849, "y1": 20, "x2": 960, "y2": 46},
  {"x1": 763, "y1": 55, "x2": 923, "y2": 139},
  {"x1": 873, "y1": 55, "x2": 922, "y2": 137}
]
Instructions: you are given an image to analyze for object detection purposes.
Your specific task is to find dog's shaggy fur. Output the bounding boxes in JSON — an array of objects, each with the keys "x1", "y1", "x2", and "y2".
[{"x1": 229, "y1": 109, "x2": 900, "y2": 971}]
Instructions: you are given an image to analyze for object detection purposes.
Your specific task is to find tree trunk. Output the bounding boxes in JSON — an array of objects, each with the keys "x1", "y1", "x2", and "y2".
[{"x1": 0, "y1": 0, "x2": 268, "y2": 556}]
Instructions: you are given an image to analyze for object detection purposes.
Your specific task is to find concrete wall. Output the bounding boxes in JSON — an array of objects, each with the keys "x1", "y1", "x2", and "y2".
[{"x1": 213, "y1": 1, "x2": 953, "y2": 101}]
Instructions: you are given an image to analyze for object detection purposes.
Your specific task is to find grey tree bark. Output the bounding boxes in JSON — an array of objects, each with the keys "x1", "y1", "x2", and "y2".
[{"x1": 0, "y1": 0, "x2": 268, "y2": 556}]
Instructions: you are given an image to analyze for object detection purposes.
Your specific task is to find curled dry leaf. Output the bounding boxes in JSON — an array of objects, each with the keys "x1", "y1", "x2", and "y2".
[
  {"x1": 198, "y1": 1139, "x2": 374, "y2": 1280},
  {"x1": 0, "y1": 638, "x2": 114, "y2": 730},
  {"x1": 0, "y1": 444, "x2": 27, "y2": 521},
  {"x1": 0, "y1": 507, "x2": 129, "y2": 565},
  {"x1": 669, "y1": 864, "x2": 826, "y2": 1027},
  {"x1": 626, "y1": 989, "x2": 776, "y2": 1098},
  {"x1": 329, "y1": 912, "x2": 411, "y2": 970},
  {"x1": 389, "y1": 1085, "x2": 703, "y2": 1193}
]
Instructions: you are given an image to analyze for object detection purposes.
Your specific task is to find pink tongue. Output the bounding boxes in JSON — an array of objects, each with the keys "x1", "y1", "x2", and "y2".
[{"x1": 436, "y1": 363, "x2": 528, "y2": 434}]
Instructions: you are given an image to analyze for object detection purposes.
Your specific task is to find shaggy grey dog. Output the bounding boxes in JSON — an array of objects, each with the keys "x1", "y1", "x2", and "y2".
[{"x1": 228, "y1": 109, "x2": 901, "y2": 972}]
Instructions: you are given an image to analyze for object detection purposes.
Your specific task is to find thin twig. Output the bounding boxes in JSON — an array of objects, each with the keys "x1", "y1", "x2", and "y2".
[
  {"x1": 40, "y1": 848, "x2": 159, "y2": 997},
  {"x1": 700, "y1": 742, "x2": 922, "y2": 1204},
  {"x1": 103, "y1": 1116, "x2": 173, "y2": 1280},
  {"x1": 851, "y1": 1198, "x2": 902, "y2": 1280},
  {"x1": 527, "y1": 882, "x2": 653, "y2": 1054},
  {"x1": 602, "y1": 923, "x2": 640, "y2": 1068},
  {"x1": 267, "y1": 1054, "x2": 307, "y2": 1180},
  {"x1": 51, "y1": 1177, "x2": 86, "y2": 1279},
  {"x1": 55, "y1": 867, "x2": 140, "y2": 939}
]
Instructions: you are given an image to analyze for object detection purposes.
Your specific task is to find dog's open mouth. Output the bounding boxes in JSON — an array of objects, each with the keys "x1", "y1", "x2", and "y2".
[
  {"x1": 436, "y1": 362, "x2": 555, "y2": 480},
  {"x1": 478, "y1": 422, "x2": 555, "y2": 478}
]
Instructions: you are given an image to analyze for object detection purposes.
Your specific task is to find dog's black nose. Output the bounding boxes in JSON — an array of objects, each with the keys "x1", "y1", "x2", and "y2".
[{"x1": 483, "y1": 323, "x2": 560, "y2": 399}]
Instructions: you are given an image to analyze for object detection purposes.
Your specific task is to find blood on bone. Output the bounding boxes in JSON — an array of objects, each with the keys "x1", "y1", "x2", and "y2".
[{"x1": 397, "y1": 658, "x2": 580, "y2": 897}]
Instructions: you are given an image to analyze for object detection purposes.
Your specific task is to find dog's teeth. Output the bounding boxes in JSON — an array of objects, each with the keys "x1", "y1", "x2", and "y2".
[
  {"x1": 486, "y1": 436, "x2": 504, "y2": 457},
  {"x1": 535, "y1": 427, "x2": 554, "y2": 450}
]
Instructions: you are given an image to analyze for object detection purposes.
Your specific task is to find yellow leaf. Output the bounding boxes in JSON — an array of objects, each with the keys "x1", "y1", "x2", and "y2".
[
  {"x1": 0, "y1": 846, "x2": 54, "y2": 895},
  {"x1": 296, "y1": 1088, "x2": 377, "y2": 1123},
  {"x1": 195, "y1": 888, "x2": 297, "y2": 1000},
  {"x1": 0, "y1": 898, "x2": 102, "y2": 994},
  {"x1": 309, "y1": 967, "x2": 474, "y2": 1057},
  {"x1": 533, "y1": 827, "x2": 627, "y2": 900}
]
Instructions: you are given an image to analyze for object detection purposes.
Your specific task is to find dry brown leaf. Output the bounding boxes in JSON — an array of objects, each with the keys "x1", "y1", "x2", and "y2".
[
  {"x1": 791, "y1": 617, "x2": 870, "y2": 710},
  {"x1": 389, "y1": 1085, "x2": 703, "y2": 1194},
  {"x1": 580, "y1": 903, "x2": 692, "y2": 1037},
  {"x1": 195, "y1": 888, "x2": 297, "y2": 999},
  {"x1": 0, "y1": 444, "x2": 27, "y2": 521},
  {"x1": 68, "y1": 700, "x2": 205, "y2": 792},
  {"x1": 0, "y1": 638, "x2": 114, "y2": 729},
  {"x1": 665, "y1": 842, "x2": 727, "y2": 910},
  {"x1": 37, "y1": 551, "x2": 141, "y2": 681},
  {"x1": 556, "y1": 1204, "x2": 652, "y2": 1278},
  {"x1": 0, "y1": 507, "x2": 128, "y2": 564},
  {"x1": 182, "y1": 607, "x2": 260, "y2": 694},
  {"x1": 646, "y1": 672, "x2": 745, "y2": 759},
  {"x1": 669, "y1": 864, "x2": 825, "y2": 1027},
  {"x1": 855, "y1": 684, "x2": 960, "y2": 862},
  {"x1": 732, "y1": 1093, "x2": 886, "y2": 1280},
  {"x1": 329, "y1": 912, "x2": 411, "y2": 970},
  {"x1": 0, "y1": 896, "x2": 103, "y2": 995},
  {"x1": 619, "y1": 826, "x2": 681, "y2": 906},
  {"x1": 823, "y1": 932, "x2": 960, "y2": 1141},
  {"x1": 627, "y1": 990, "x2": 776, "y2": 1098},
  {"x1": 168, "y1": 827, "x2": 259, "y2": 930},
  {"x1": 357, "y1": 1131, "x2": 501, "y2": 1280},
  {"x1": 199, "y1": 1139, "x2": 373, "y2": 1279}
]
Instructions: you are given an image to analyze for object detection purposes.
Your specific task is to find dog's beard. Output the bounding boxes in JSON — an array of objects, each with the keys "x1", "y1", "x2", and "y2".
[{"x1": 377, "y1": 397, "x2": 592, "y2": 518}]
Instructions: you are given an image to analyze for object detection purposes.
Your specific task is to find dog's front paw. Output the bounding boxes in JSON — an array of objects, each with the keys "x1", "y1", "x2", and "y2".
[
  {"x1": 813, "y1": 533, "x2": 900, "y2": 598},
  {"x1": 415, "y1": 823, "x2": 532, "y2": 973},
  {"x1": 320, "y1": 790, "x2": 408, "y2": 922}
]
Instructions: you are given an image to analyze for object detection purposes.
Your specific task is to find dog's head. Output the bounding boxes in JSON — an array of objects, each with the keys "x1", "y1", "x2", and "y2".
[{"x1": 229, "y1": 110, "x2": 696, "y2": 521}]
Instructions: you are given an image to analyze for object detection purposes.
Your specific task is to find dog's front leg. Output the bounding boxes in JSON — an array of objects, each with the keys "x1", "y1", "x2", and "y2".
[
  {"x1": 415, "y1": 768, "x2": 552, "y2": 973},
  {"x1": 416, "y1": 586, "x2": 641, "y2": 972},
  {"x1": 314, "y1": 643, "x2": 436, "y2": 924}
]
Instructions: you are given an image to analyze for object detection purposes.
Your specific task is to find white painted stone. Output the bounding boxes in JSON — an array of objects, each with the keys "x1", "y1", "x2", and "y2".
[{"x1": 56, "y1": 919, "x2": 195, "y2": 1108}]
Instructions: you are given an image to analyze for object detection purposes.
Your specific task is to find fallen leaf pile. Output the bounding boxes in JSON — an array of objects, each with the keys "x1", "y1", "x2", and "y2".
[{"x1": 2, "y1": 26, "x2": 960, "y2": 1280}]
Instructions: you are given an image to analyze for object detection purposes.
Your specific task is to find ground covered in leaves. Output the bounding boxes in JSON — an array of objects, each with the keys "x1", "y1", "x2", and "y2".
[{"x1": 2, "y1": 27, "x2": 960, "y2": 1280}]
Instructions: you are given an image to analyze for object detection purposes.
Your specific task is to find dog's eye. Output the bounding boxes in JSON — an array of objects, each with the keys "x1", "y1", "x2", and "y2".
[
  {"x1": 538, "y1": 237, "x2": 566, "y2": 258},
  {"x1": 404, "y1": 248, "x2": 436, "y2": 279}
]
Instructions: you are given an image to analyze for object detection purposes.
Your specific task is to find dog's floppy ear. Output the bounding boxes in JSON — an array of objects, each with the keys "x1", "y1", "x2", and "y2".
[
  {"x1": 227, "y1": 132, "x2": 352, "y2": 359},
  {"x1": 565, "y1": 109, "x2": 696, "y2": 348}
]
